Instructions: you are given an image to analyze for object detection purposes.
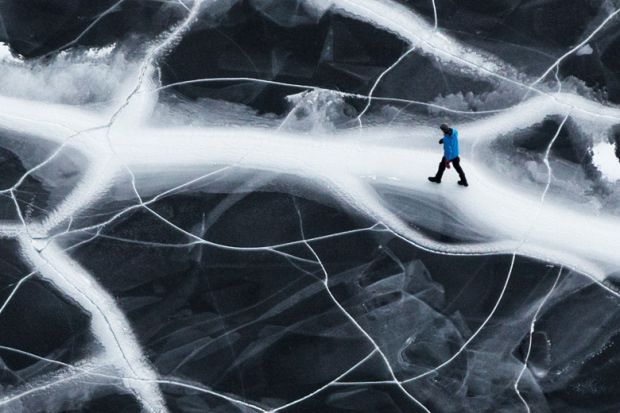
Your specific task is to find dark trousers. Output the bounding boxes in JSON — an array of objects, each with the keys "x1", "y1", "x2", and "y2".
[{"x1": 435, "y1": 156, "x2": 467, "y2": 183}]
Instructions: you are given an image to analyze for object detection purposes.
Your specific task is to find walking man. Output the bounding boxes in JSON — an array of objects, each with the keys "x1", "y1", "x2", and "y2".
[{"x1": 428, "y1": 123, "x2": 469, "y2": 187}]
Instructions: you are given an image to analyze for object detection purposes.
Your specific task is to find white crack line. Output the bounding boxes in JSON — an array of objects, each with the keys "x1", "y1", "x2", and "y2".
[
  {"x1": 514, "y1": 266, "x2": 563, "y2": 413},
  {"x1": 292, "y1": 200, "x2": 432, "y2": 412},
  {"x1": 0, "y1": 271, "x2": 36, "y2": 317},
  {"x1": 531, "y1": 8, "x2": 620, "y2": 89},
  {"x1": 269, "y1": 350, "x2": 378, "y2": 412},
  {"x1": 0, "y1": 344, "x2": 267, "y2": 412}
]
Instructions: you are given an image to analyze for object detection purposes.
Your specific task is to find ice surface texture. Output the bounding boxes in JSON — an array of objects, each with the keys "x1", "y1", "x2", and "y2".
[{"x1": 1, "y1": 0, "x2": 620, "y2": 412}]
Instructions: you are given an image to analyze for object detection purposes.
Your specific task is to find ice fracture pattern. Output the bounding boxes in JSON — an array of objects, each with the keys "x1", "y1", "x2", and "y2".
[{"x1": 1, "y1": 0, "x2": 620, "y2": 412}]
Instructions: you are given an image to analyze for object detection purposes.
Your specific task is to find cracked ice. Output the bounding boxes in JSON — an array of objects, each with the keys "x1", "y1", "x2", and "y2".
[{"x1": 1, "y1": 0, "x2": 620, "y2": 412}]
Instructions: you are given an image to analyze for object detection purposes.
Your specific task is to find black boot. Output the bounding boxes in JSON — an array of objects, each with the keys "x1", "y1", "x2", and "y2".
[
  {"x1": 458, "y1": 180, "x2": 468, "y2": 187},
  {"x1": 428, "y1": 177, "x2": 441, "y2": 183}
]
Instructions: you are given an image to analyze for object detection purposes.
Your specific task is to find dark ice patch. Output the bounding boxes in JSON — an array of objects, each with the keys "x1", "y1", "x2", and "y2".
[
  {"x1": 61, "y1": 392, "x2": 143, "y2": 413},
  {"x1": 0, "y1": 241, "x2": 90, "y2": 373},
  {"x1": 0, "y1": 144, "x2": 49, "y2": 221},
  {"x1": 161, "y1": 2, "x2": 406, "y2": 115},
  {"x1": 0, "y1": 132, "x2": 84, "y2": 221},
  {"x1": 498, "y1": 117, "x2": 587, "y2": 164},
  {"x1": 0, "y1": 0, "x2": 186, "y2": 57}
]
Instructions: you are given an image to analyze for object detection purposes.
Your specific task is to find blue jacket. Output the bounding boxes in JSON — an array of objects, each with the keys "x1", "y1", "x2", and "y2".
[{"x1": 442, "y1": 129, "x2": 459, "y2": 161}]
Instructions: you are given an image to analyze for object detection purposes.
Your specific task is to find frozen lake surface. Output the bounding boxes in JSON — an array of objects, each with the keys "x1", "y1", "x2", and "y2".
[{"x1": 1, "y1": 1, "x2": 620, "y2": 412}]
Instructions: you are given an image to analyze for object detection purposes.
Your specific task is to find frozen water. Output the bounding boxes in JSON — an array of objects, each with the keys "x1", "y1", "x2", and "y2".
[{"x1": 1, "y1": 0, "x2": 620, "y2": 412}]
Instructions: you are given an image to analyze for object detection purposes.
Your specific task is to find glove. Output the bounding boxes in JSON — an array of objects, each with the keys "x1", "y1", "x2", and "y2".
[
  {"x1": 438, "y1": 139, "x2": 444, "y2": 144},
  {"x1": 444, "y1": 160, "x2": 451, "y2": 169}
]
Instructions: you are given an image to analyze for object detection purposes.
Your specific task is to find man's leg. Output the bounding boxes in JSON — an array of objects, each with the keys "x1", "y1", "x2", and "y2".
[
  {"x1": 452, "y1": 157, "x2": 468, "y2": 185},
  {"x1": 429, "y1": 157, "x2": 447, "y2": 183}
]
